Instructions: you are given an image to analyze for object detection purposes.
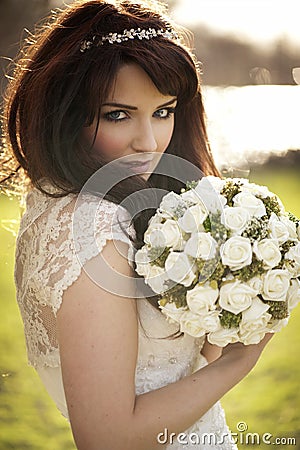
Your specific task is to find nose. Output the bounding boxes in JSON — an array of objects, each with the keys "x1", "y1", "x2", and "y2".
[{"x1": 131, "y1": 119, "x2": 158, "y2": 153}]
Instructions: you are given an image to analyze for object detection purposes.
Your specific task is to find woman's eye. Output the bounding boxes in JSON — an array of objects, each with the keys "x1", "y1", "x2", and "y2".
[
  {"x1": 104, "y1": 110, "x2": 127, "y2": 122},
  {"x1": 154, "y1": 107, "x2": 176, "y2": 119}
]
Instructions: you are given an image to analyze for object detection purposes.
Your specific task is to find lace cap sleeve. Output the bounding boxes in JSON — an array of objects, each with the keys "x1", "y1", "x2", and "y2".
[
  {"x1": 15, "y1": 191, "x2": 136, "y2": 368},
  {"x1": 60, "y1": 193, "x2": 137, "y2": 307}
]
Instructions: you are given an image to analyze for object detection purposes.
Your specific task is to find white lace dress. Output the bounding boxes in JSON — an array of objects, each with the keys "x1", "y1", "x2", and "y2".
[{"x1": 15, "y1": 186, "x2": 237, "y2": 450}]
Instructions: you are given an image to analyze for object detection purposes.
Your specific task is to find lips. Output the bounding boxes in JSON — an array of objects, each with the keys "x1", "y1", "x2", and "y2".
[
  {"x1": 120, "y1": 160, "x2": 152, "y2": 173},
  {"x1": 121, "y1": 159, "x2": 153, "y2": 165}
]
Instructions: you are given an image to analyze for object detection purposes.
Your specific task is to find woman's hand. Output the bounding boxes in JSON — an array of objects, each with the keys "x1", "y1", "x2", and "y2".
[
  {"x1": 201, "y1": 338, "x2": 223, "y2": 363},
  {"x1": 221, "y1": 332, "x2": 274, "y2": 374}
]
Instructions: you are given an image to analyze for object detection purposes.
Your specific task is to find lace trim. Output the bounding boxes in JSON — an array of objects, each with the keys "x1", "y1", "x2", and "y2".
[{"x1": 15, "y1": 188, "x2": 136, "y2": 368}]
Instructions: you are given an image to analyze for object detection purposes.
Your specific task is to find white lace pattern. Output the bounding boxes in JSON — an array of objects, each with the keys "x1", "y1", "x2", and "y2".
[{"x1": 15, "y1": 186, "x2": 135, "y2": 368}]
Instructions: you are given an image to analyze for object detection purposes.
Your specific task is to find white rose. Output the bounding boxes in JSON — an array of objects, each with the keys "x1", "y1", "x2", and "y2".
[
  {"x1": 186, "y1": 282, "x2": 219, "y2": 315},
  {"x1": 148, "y1": 212, "x2": 164, "y2": 226},
  {"x1": 280, "y1": 216, "x2": 298, "y2": 240},
  {"x1": 165, "y1": 252, "x2": 196, "y2": 286},
  {"x1": 219, "y1": 280, "x2": 257, "y2": 314},
  {"x1": 135, "y1": 247, "x2": 151, "y2": 277},
  {"x1": 195, "y1": 176, "x2": 224, "y2": 193},
  {"x1": 204, "y1": 175, "x2": 227, "y2": 192},
  {"x1": 221, "y1": 206, "x2": 250, "y2": 234},
  {"x1": 286, "y1": 278, "x2": 300, "y2": 311},
  {"x1": 194, "y1": 178, "x2": 227, "y2": 213},
  {"x1": 239, "y1": 297, "x2": 272, "y2": 345},
  {"x1": 159, "y1": 191, "x2": 185, "y2": 218},
  {"x1": 158, "y1": 301, "x2": 187, "y2": 324},
  {"x1": 266, "y1": 318, "x2": 289, "y2": 333},
  {"x1": 220, "y1": 236, "x2": 252, "y2": 270},
  {"x1": 246, "y1": 276, "x2": 263, "y2": 295},
  {"x1": 178, "y1": 204, "x2": 207, "y2": 233},
  {"x1": 242, "y1": 296, "x2": 270, "y2": 322},
  {"x1": 184, "y1": 232, "x2": 217, "y2": 260},
  {"x1": 207, "y1": 327, "x2": 239, "y2": 347},
  {"x1": 145, "y1": 265, "x2": 169, "y2": 294},
  {"x1": 179, "y1": 310, "x2": 206, "y2": 337},
  {"x1": 181, "y1": 189, "x2": 202, "y2": 206},
  {"x1": 268, "y1": 213, "x2": 290, "y2": 244},
  {"x1": 240, "y1": 182, "x2": 271, "y2": 198},
  {"x1": 297, "y1": 225, "x2": 300, "y2": 240},
  {"x1": 239, "y1": 326, "x2": 269, "y2": 345},
  {"x1": 233, "y1": 192, "x2": 266, "y2": 218},
  {"x1": 200, "y1": 311, "x2": 220, "y2": 332},
  {"x1": 161, "y1": 219, "x2": 184, "y2": 249},
  {"x1": 262, "y1": 269, "x2": 290, "y2": 301},
  {"x1": 240, "y1": 299, "x2": 272, "y2": 344},
  {"x1": 144, "y1": 224, "x2": 165, "y2": 247},
  {"x1": 285, "y1": 243, "x2": 300, "y2": 277},
  {"x1": 253, "y1": 238, "x2": 282, "y2": 269}
]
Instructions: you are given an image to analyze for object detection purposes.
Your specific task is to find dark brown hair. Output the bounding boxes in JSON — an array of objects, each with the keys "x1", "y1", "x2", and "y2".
[{"x1": 1, "y1": 0, "x2": 219, "y2": 278}]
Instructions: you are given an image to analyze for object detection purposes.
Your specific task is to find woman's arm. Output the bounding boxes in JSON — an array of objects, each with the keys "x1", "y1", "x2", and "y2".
[
  {"x1": 58, "y1": 240, "x2": 272, "y2": 450},
  {"x1": 201, "y1": 337, "x2": 223, "y2": 363}
]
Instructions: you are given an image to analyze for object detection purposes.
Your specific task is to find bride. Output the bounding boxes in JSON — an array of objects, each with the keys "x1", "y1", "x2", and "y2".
[{"x1": 1, "y1": 1, "x2": 272, "y2": 448}]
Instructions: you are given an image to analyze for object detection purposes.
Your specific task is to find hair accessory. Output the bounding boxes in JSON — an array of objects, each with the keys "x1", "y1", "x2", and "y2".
[{"x1": 80, "y1": 27, "x2": 179, "y2": 52}]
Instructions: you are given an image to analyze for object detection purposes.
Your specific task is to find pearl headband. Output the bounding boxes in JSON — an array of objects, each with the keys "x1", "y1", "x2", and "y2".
[{"x1": 80, "y1": 27, "x2": 179, "y2": 52}]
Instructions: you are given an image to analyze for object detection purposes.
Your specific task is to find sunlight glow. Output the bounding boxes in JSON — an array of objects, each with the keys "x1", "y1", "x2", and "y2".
[
  {"x1": 202, "y1": 85, "x2": 300, "y2": 167},
  {"x1": 173, "y1": 0, "x2": 300, "y2": 45}
]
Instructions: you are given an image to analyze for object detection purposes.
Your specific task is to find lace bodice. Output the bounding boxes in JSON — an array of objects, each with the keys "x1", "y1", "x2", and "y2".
[
  {"x1": 15, "y1": 185, "x2": 136, "y2": 368},
  {"x1": 15, "y1": 186, "x2": 237, "y2": 449}
]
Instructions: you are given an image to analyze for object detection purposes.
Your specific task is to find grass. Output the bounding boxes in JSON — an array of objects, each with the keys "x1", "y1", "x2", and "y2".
[
  {"x1": 222, "y1": 166, "x2": 300, "y2": 449},
  {"x1": 0, "y1": 195, "x2": 75, "y2": 450},
  {"x1": 0, "y1": 166, "x2": 299, "y2": 449}
]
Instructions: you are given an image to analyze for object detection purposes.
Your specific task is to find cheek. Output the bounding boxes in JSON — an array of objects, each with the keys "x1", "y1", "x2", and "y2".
[
  {"x1": 84, "y1": 125, "x2": 128, "y2": 161},
  {"x1": 156, "y1": 119, "x2": 175, "y2": 153},
  {"x1": 94, "y1": 133, "x2": 125, "y2": 159}
]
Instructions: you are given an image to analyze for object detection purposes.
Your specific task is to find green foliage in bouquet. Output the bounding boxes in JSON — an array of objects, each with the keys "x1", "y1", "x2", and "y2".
[
  {"x1": 220, "y1": 179, "x2": 243, "y2": 206},
  {"x1": 219, "y1": 310, "x2": 242, "y2": 329},
  {"x1": 195, "y1": 258, "x2": 226, "y2": 283},
  {"x1": 264, "y1": 300, "x2": 289, "y2": 320},
  {"x1": 159, "y1": 280, "x2": 191, "y2": 308},
  {"x1": 233, "y1": 255, "x2": 265, "y2": 282},
  {"x1": 241, "y1": 216, "x2": 269, "y2": 242},
  {"x1": 148, "y1": 246, "x2": 170, "y2": 268}
]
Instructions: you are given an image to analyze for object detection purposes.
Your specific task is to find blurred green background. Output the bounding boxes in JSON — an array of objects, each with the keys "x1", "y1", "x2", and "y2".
[{"x1": 0, "y1": 165, "x2": 299, "y2": 450}]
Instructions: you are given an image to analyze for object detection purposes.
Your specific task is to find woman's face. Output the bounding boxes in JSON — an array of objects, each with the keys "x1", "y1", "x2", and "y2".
[{"x1": 83, "y1": 63, "x2": 177, "y2": 180}]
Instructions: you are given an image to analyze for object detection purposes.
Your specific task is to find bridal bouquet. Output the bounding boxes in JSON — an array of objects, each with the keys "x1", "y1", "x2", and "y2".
[{"x1": 134, "y1": 176, "x2": 300, "y2": 346}]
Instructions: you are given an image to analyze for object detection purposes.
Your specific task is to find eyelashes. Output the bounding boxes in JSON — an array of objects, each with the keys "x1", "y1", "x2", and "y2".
[
  {"x1": 154, "y1": 107, "x2": 176, "y2": 119},
  {"x1": 103, "y1": 107, "x2": 176, "y2": 123},
  {"x1": 103, "y1": 110, "x2": 127, "y2": 122}
]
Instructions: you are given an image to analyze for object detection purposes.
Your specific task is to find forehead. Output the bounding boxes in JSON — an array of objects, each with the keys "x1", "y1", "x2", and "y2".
[{"x1": 105, "y1": 63, "x2": 175, "y2": 105}]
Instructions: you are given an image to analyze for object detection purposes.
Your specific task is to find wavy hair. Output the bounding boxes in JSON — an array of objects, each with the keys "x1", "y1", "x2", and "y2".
[{"x1": 1, "y1": 0, "x2": 219, "y2": 298}]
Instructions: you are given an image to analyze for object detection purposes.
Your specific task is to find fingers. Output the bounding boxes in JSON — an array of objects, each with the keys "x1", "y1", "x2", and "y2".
[{"x1": 255, "y1": 332, "x2": 274, "y2": 349}]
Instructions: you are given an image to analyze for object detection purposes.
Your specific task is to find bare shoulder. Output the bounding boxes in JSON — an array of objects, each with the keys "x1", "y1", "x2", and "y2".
[{"x1": 57, "y1": 237, "x2": 138, "y2": 356}]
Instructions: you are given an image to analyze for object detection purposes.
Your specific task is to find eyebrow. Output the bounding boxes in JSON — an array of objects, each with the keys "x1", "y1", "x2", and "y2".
[{"x1": 102, "y1": 97, "x2": 177, "y2": 110}]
